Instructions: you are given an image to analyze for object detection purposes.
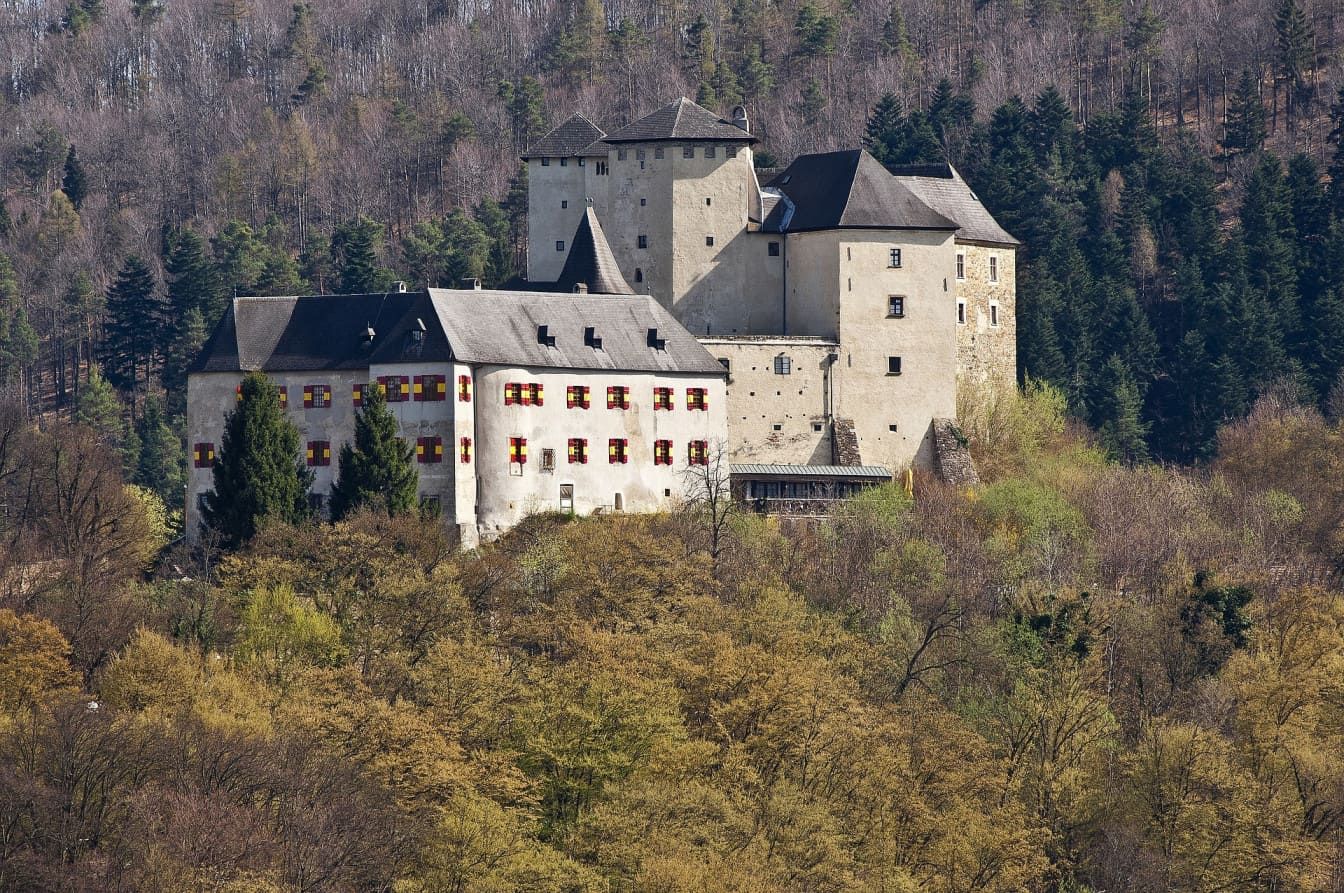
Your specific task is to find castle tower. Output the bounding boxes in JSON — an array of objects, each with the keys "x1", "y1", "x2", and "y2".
[{"x1": 523, "y1": 115, "x2": 609, "y2": 284}]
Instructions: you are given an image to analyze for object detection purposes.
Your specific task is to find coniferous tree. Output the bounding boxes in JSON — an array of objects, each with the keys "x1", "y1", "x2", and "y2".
[
  {"x1": 329, "y1": 384, "x2": 418, "y2": 520},
  {"x1": 134, "y1": 393, "x2": 185, "y2": 510},
  {"x1": 331, "y1": 217, "x2": 390, "y2": 293},
  {"x1": 165, "y1": 227, "x2": 222, "y2": 321},
  {"x1": 76, "y1": 365, "x2": 137, "y2": 475},
  {"x1": 163, "y1": 306, "x2": 207, "y2": 419},
  {"x1": 61, "y1": 145, "x2": 87, "y2": 210},
  {"x1": 797, "y1": 78, "x2": 827, "y2": 125},
  {"x1": 1224, "y1": 70, "x2": 1268, "y2": 157},
  {"x1": 1274, "y1": 0, "x2": 1313, "y2": 125},
  {"x1": 1327, "y1": 86, "x2": 1344, "y2": 218},
  {"x1": 203, "y1": 371, "x2": 313, "y2": 546},
  {"x1": 102, "y1": 255, "x2": 168, "y2": 394},
  {"x1": 1096, "y1": 355, "x2": 1150, "y2": 464}
]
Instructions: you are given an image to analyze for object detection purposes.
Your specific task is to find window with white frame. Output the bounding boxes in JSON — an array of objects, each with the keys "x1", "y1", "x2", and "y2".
[
  {"x1": 889, "y1": 247, "x2": 902, "y2": 268},
  {"x1": 989, "y1": 256, "x2": 999, "y2": 282},
  {"x1": 956, "y1": 252, "x2": 965, "y2": 280}
]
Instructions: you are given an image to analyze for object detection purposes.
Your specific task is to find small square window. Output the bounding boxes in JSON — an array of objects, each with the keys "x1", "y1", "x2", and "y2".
[
  {"x1": 556, "y1": 240, "x2": 565, "y2": 252},
  {"x1": 460, "y1": 436, "x2": 473, "y2": 463},
  {"x1": 379, "y1": 376, "x2": 410, "y2": 402},
  {"x1": 683, "y1": 146, "x2": 694, "y2": 159},
  {"x1": 889, "y1": 424, "x2": 899, "y2": 432},
  {"x1": 415, "y1": 436, "x2": 444, "y2": 464},
  {"x1": 956, "y1": 253, "x2": 965, "y2": 280},
  {"x1": 718, "y1": 357, "x2": 731, "y2": 374},
  {"x1": 887, "y1": 356, "x2": 902, "y2": 375},
  {"x1": 774, "y1": 355, "x2": 791, "y2": 375},
  {"x1": 705, "y1": 146, "x2": 716, "y2": 158},
  {"x1": 541, "y1": 448, "x2": 556, "y2": 472},
  {"x1": 638, "y1": 235, "x2": 648, "y2": 249},
  {"x1": 888, "y1": 296, "x2": 905, "y2": 318},
  {"x1": 617, "y1": 149, "x2": 627, "y2": 160},
  {"x1": 559, "y1": 158, "x2": 567, "y2": 166},
  {"x1": 636, "y1": 149, "x2": 645, "y2": 160},
  {"x1": 705, "y1": 197, "x2": 712, "y2": 206},
  {"x1": 768, "y1": 241, "x2": 780, "y2": 257},
  {"x1": 705, "y1": 235, "x2": 715, "y2": 247},
  {"x1": 772, "y1": 423, "x2": 782, "y2": 431},
  {"x1": 655, "y1": 147, "x2": 665, "y2": 159},
  {"x1": 578, "y1": 157, "x2": 586, "y2": 167},
  {"x1": 812, "y1": 422, "x2": 823, "y2": 432},
  {"x1": 306, "y1": 440, "x2": 332, "y2": 467},
  {"x1": 726, "y1": 146, "x2": 738, "y2": 157},
  {"x1": 889, "y1": 247, "x2": 902, "y2": 268},
  {"x1": 561, "y1": 200, "x2": 568, "y2": 208},
  {"x1": 640, "y1": 198, "x2": 646, "y2": 206},
  {"x1": 541, "y1": 157, "x2": 550, "y2": 166},
  {"x1": 192, "y1": 442, "x2": 215, "y2": 468}
]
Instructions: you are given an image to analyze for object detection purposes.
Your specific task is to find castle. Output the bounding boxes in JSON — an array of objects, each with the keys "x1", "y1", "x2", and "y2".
[
  {"x1": 523, "y1": 97, "x2": 1017, "y2": 474},
  {"x1": 183, "y1": 98, "x2": 1016, "y2": 544}
]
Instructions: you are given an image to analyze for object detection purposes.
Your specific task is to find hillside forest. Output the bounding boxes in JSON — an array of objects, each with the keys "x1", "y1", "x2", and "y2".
[
  {"x1": 4, "y1": 0, "x2": 1344, "y2": 485},
  {"x1": 5, "y1": 384, "x2": 1344, "y2": 890}
]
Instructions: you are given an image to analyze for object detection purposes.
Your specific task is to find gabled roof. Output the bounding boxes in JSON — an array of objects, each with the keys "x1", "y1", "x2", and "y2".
[
  {"x1": 555, "y1": 208, "x2": 634, "y2": 295},
  {"x1": 189, "y1": 289, "x2": 725, "y2": 377},
  {"x1": 891, "y1": 163, "x2": 1020, "y2": 246},
  {"x1": 523, "y1": 114, "x2": 606, "y2": 159},
  {"x1": 603, "y1": 97, "x2": 756, "y2": 144},
  {"x1": 764, "y1": 150, "x2": 958, "y2": 233}
]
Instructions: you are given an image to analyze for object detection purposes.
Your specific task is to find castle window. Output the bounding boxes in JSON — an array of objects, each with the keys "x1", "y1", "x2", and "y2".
[
  {"x1": 541, "y1": 448, "x2": 556, "y2": 471},
  {"x1": 414, "y1": 374, "x2": 447, "y2": 401},
  {"x1": 683, "y1": 146, "x2": 694, "y2": 159},
  {"x1": 990, "y1": 301, "x2": 1000, "y2": 326},
  {"x1": 303, "y1": 384, "x2": 332, "y2": 408},
  {"x1": 504, "y1": 382, "x2": 523, "y2": 405},
  {"x1": 887, "y1": 296, "x2": 905, "y2": 318},
  {"x1": 559, "y1": 158, "x2": 567, "y2": 166},
  {"x1": 306, "y1": 440, "x2": 332, "y2": 467},
  {"x1": 686, "y1": 387, "x2": 708, "y2": 410},
  {"x1": 460, "y1": 437, "x2": 472, "y2": 463},
  {"x1": 634, "y1": 268, "x2": 643, "y2": 283},
  {"x1": 556, "y1": 240, "x2": 565, "y2": 252},
  {"x1": 654, "y1": 439, "x2": 673, "y2": 465},
  {"x1": 578, "y1": 157, "x2": 586, "y2": 167},
  {"x1": 956, "y1": 253, "x2": 965, "y2": 280},
  {"x1": 541, "y1": 158, "x2": 550, "y2": 166},
  {"x1": 566, "y1": 385, "x2": 591, "y2": 409},
  {"x1": 887, "y1": 356, "x2": 903, "y2": 376},
  {"x1": 608, "y1": 438, "x2": 629, "y2": 464},
  {"x1": 768, "y1": 241, "x2": 780, "y2": 257},
  {"x1": 606, "y1": 385, "x2": 630, "y2": 409},
  {"x1": 653, "y1": 387, "x2": 674, "y2": 410},
  {"x1": 561, "y1": 200, "x2": 568, "y2": 209},
  {"x1": 706, "y1": 197, "x2": 712, "y2": 206},
  {"x1": 617, "y1": 149, "x2": 627, "y2": 160},
  {"x1": 522, "y1": 383, "x2": 544, "y2": 406},
  {"x1": 378, "y1": 376, "x2": 410, "y2": 402},
  {"x1": 705, "y1": 146, "x2": 716, "y2": 158},
  {"x1": 596, "y1": 160, "x2": 608, "y2": 175},
  {"x1": 640, "y1": 198, "x2": 646, "y2": 206},
  {"x1": 274, "y1": 386, "x2": 287, "y2": 409},
  {"x1": 352, "y1": 383, "x2": 365, "y2": 406},
  {"x1": 568, "y1": 438, "x2": 589, "y2": 464},
  {"x1": 584, "y1": 326, "x2": 603, "y2": 349},
  {"x1": 509, "y1": 437, "x2": 527, "y2": 466},
  {"x1": 718, "y1": 357, "x2": 731, "y2": 373},
  {"x1": 957, "y1": 300, "x2": 966, "y2": 325},
  {"x1": 458, "y1": 375, "x2": 473, "y2": 402},
  {"x1": 415, "y1": 436, "x2": 443, "y2": 464},
  {"x1": 705, "y1": 235, "x2": 715, "y2": 247},
  {"x1": 727, "y1": 146, "x2": 738, "y2": 157},
  {"x1": 773, "y1": 355, "x2": 791, "y2": 375},
  {"x1": 688, "y1": 440, "x2": 709, "y2": 465},
  {"x1": 192, "y1": 442, "x2": 215, "y2": 468},
  {"x1": 636, "y1": 149, "x2": 645, "y2": 160},
  {"x1": 638, "y1": 235, "x2": 648, "y2": 249},
  {"x1": 889, "y1": 248, "x2": 902, "y2": 268},
  {"x1": 655, "y1": 147, "x2": 665, "y2": 159},
  {"x1": 640, "y1": 160, "x2": 645, "y2": 170},
  {"x1": 990, "y1": 256, "x2": 999, "y2": 282}
]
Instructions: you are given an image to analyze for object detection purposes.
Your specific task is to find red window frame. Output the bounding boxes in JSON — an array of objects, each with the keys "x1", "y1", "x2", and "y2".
[
  {"x1": 458, "y1": 375, "x2": 473, "y2": 402},
  {"x1": 414, "y1": 374, "x2": 447, "y2": 402},
  {"x1": 520, "y1": 383, "x2": 543, "y2": 406},
  {"x1": 606, "y1": 385, "x2": 630, "y2": 409},
  {"x1": 416, "y1": 436, "x2": 444, "y2": 463},
  {"x1": 459, "y1": 436, "x2": 473, "y2": 463},
  {"x1": 567, "y1": 437, "x2": 588, "y2": 464},
  {"x1": 277, "y1": 386, "x2": 288, "y2": 409},
  {"x1": 686, "y1": 387, "x2": 708, "y2": 411},
  {"x1": 353, "y1": 383, "x2": 365, "y2": 406},
  {"x1": 379, "y1": 375, "x2": 411, "y2": 403},
  {"x1": 306, "y1": 440, "x2": 331, "y2": 467},
  {"x1": 192, "y1": 442, "x2": 215, "y2": 468},
  {"x1": 504, "y1": 382, "x2": 523, "y2": 406},
  {"x1": 303, "y1": 384, "x2": 332, "y2": 408},
  {"x1": 566, "y1": 385, "x2": 591, "y2": 409},
  {"x1": 653, "y1": 387, "x2": 674, "y2": 410},
  {"x1": 608, "y1": 438, "x2": 629, "y2": 464},
  {"x1": 509, "y1": 436, "x2": 528, "y2": 464},
  {"x1": 688, "y1": 440, "x2": 709, "y2": 465},
  {"x1": 654, "y1": 439, "x2": 673, "y2": 465}
]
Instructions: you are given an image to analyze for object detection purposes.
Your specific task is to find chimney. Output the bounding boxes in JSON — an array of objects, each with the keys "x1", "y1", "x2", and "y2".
[
  {"x1": 731, "y1": 105, "x2": 749, "y2": 134},
  {"x1": 460, "y1": 277, "x2": 482, "y2": 290},
  {"x1": 393, "y1": 280, "x2": 407, "y2": 293},
  {"x1": 573, "y1": 282, "x2": 589, "y2": 294}
]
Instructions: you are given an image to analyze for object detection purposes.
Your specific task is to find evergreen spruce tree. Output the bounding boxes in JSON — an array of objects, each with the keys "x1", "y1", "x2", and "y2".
[
  {"x1": 61, "y1": 144, "x2": 87, "y2": 210},
  {"x1": 102, "y1": 255, "x2": 168, "y2": 394},
  {"x1": 1223, "y1": 70, "x2": 1268, "y2": 157},
  {"x1": 163, "y1": 306, "x2": 207, "y2": 419},
  {"x1": 1240, "y1": 154, "x2": 1302, "y2": 351},
  {"x1": 213, "y1": 219, "x2": 266, "y2": 298},
  {"x1": 0, "y1": 196, "x2": 11, "y2": 240},
  {"x1": 330, "y1": 216, "x2": 390, "y2": 293},
  {"x1": 329, "y1": 383, "x2": 418, "y2": 521},
  {"x1": 134, "y1": 393, "x2": 185, "y2": 510},
  {"x1": 797, "y1": 78, "x2": 828, "y2": 125},
  {"x1": 1327, "y1": 86, "x2": 1344, "y2": 218},
  {"x1": 76, "y1": 365, "x2": 137, "y2": 475},
  {"x1": 203, "y1": 372, "x2": 313, "y2": 546},
  {"x1": 1096, "y1": 355, "x2": 1151, "y2": 464},
  {"x1": 1275, "y1": 0, "x2": 1313, "y2": 124},
  {"x1": 165, "y1": 226, "x2": 222, "y2": 321},
  {"x1": 736, "y1": 45, "x2": 774, "y2": 102},
  {"x1": 863, "y1": 93, "x2": 906, "y2": 168}
]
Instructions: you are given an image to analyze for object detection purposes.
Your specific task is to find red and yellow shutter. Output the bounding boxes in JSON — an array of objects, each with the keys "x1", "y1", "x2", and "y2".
[
  {"x1": 353, "y1": 383, "x2": 365, "y2": 406},
  {"x1": 303, "y1": 385, "x2": 314, "y2": 408},
  {"x1": 235, "y1": 383, "x2": 243, "y2": 403},
  {"x1": 606, "y1": 386, "x2": 616, "y2": 409},
  {"x1": 399, "y1": 377, "x2": 410, "y2": 400},
  {"x1": 460, "y1": 437, "x2": 472, "y2": 463},
  {"x1": 505, "y1": 383, "x2": 517, "y2": 406},
  {"x1": 435, "y1": 376, "x2": 447, "y2": 400},
  {"x1": 278, "y1": 386, "x2": 287, "y2": 409},
  {"x1": 458, "y1": 375, "x2": 472, "y2": 402},
  {"x1": 412, "y1": 375, "x2": 425, "y2": 401}
]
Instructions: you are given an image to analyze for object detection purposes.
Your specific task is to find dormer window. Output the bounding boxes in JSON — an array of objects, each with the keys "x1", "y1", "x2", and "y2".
[
  {"x1": 537, "y1": 325, "x2": 556, "y2": 347},
  {"x1": 647, "y1": 328, "x2": 666, "y2": 350},
  {"x1": 584, "y1": 326, "x2": 603, "y2": 349}
]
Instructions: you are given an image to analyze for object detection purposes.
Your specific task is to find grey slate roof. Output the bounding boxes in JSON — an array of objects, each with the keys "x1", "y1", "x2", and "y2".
[
  {"x1": 523, "y1": 114, "x2": 606, "y2": 159},
  {"x1": 892, "y1": 163, "x2": 1019, "y2": 246},
  {"x1": 764, "y1": 150, "x2": 958, "y2": 233},
  {"x1": 730, "y1": 464, "x2": 894, "y2": 479},
  {"x1": 603, "y1": 97, "x2": 756, "y2": 144},
  {"x1": 554, "y1": 208, "x2": 634, "y2": 295},
  {"x1": 190, "y1": 289, "x2": 726, "y2": 377}
]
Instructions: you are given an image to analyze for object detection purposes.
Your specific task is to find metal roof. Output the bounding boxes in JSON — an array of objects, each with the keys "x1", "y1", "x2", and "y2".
[
  {"x1": 603, "y1": 97, "x2": 756, "y2": 144},
  {"x1": 764, "y1": 150, "x2": 958, "y2": 233},
  {"x1": 730, "y1": 464, "x2": 894, "y2": 478}
]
